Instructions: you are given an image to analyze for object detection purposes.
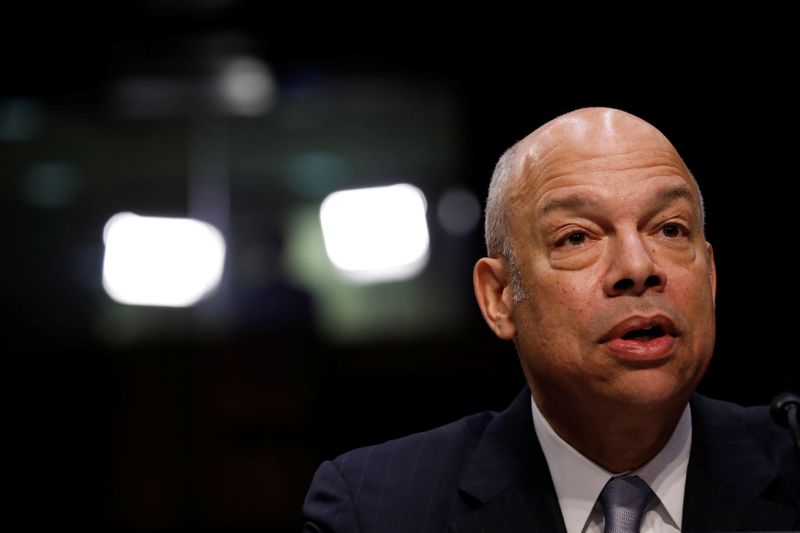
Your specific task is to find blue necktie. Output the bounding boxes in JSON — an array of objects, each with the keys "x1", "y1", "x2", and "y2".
[{"x1": 598, "y1": 475, "x2": 655, "y2": 533}]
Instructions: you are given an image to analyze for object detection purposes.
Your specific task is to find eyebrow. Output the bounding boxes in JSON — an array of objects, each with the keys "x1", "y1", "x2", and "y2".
[
  {"x1": 658, "y1": 185, "x2": 694, "y2": 205},
  {"x1": 539, "y1": 185, "x2": 695, "y2": 216}
]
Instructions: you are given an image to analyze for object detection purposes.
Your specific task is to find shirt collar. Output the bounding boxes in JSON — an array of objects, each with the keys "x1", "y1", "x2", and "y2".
[{"x1": 530, "y1": 395, "x2": 691, "y2": 533}]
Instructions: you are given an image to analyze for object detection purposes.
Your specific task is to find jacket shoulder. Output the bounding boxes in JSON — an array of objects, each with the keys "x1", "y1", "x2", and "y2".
[
  {"x1": 691, "y1": 393, "x2": 800, "y2": 502},
  {"x1": 303, "y1": 410, "x2": 498, "y2": 532},
  {"x1": 692, "y1": 394, "x2": 792, "y2": 457},
  {"x1": 330, "y1": 409, "x2": 497, "y2": 501}
]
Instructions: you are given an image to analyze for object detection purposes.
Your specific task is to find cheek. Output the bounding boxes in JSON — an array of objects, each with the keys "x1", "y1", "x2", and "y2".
[
  {"x1": 550, "y1": 273, "x2": 599, "y2": 315},
  {"x1": 526, "y1": 274, "x2": 597, "y2": 339},
  {"x1": 668, "y1": 265, "x2": 717, "y2": 347},
  {"x1": 519, "y1": 255, "x2": 603, "y2": 344},
  {"x1": 670, "y1": 263, "x2": 715, "y2": 306}
]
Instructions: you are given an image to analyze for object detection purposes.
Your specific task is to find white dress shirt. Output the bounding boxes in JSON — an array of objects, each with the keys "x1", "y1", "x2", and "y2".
[{"x1": 530, "y1": 395, "x2": 691, "y2": 533}]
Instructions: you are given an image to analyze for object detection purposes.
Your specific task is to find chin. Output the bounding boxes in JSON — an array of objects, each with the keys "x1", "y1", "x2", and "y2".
[{"x1": 606, "y1": 371, "x2": 694, "y2": 411}]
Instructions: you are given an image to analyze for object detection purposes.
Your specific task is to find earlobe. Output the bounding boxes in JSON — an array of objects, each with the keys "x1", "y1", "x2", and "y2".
[{"x1": 473, "y1": 257, "x2": 517, "y2": 340}]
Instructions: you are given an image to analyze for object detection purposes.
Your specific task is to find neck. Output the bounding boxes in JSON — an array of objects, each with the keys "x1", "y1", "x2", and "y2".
[{"x1": 533, "y1": 388, "x2": 688, "y2": 473}]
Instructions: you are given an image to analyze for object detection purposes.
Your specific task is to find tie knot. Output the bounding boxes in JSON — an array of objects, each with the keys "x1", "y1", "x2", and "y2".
[{"x1": 598, "y1": 476, "x2": 655, "y2": 533}]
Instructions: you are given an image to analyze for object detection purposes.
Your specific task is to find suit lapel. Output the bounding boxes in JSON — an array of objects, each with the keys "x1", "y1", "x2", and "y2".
[
  {"x1": 451, "y1": 387, "x2": 567, "y2": 533},
  {"x1": 683, "y1": 394, "x2": 799, "y2": 531}
]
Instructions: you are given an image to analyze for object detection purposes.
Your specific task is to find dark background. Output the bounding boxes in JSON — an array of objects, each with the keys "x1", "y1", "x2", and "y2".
[{"x1": 4, "y1": 4, "x2": 798, "y2": 531}]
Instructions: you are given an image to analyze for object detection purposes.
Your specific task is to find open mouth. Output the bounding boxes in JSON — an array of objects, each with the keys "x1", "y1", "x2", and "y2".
[
  {"x1": 600, "y1": 315, "x2": 678, "y2": 345},
  {"x1": 621, "y1": 325, "x2": 665, "y2": 342},
  {"x1": 602, "y1": 315, "x2": 677, "y2": 360}
]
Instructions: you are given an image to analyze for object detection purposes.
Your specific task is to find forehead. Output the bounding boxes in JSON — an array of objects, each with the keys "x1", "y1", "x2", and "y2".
[{"x1": 510, "y1": 133, "x2": 698, "y2": 217}]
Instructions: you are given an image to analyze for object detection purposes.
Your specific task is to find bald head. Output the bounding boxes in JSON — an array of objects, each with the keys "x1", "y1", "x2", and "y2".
[
  {"x1": 519, "y1": 108, "x2": 688, "y2": 181},
  {"x1": 484, "y1": 108, "x2": 704, "y2": 296},
  {"x1": 525, "y1": 108, "x2": 673, "y2": 153}
]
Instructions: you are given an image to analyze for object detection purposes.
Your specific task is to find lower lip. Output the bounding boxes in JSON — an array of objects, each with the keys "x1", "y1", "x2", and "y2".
[{"x1": 605, "y1": 335, "x2": 676, "y2": 362}]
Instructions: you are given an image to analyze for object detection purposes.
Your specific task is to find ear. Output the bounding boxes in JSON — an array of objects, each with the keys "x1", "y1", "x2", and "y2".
[
  {"x1": 473, "y1": 257, "x2": 517, "y2": 340},
  {"x1": 706, "y1": 241, "x2": 717, "y2": 305}
]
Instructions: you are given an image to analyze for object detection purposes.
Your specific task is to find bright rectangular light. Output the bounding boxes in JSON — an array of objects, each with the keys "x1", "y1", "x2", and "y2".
[
  {"x1": 320, "y1": 184, "x2": 429, "y2": 283},
  {"x1": 102, "y1": 213, "x2": 226, "y2": 307}
]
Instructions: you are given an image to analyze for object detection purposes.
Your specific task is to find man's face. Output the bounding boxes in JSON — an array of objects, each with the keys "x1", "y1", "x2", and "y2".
[{"x1": 507, "y1": 129, "x2": 716, "y2": 413}]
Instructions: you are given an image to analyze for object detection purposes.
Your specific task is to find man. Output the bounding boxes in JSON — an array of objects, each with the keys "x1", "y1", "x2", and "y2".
[{"x1": 302, "y1": 108, "x2": 800, "y2": 532}]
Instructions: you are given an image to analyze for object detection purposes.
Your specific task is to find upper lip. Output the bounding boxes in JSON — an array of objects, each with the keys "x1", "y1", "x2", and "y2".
[{"x1": 599, "y1": 314, "x2": 678, "y2": 343}]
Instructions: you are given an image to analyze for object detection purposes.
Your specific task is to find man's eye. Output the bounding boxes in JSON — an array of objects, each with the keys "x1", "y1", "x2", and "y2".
[
  {"x1": 661, "y1": 223, "x2": 684, "y2": 238},
  {"x1": 564, "y1": 232, "x2": 587, "y2": 246}
]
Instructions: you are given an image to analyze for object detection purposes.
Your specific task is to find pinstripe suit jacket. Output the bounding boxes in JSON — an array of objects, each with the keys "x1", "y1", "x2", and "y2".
[{"x1": 303, "y1": 387, "x2": 800, "y2": 532}]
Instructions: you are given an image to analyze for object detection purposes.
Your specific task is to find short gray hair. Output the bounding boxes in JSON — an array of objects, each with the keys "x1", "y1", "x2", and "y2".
[{"x1": 484, "y1": 141, "x2": 527, "y2": 301}]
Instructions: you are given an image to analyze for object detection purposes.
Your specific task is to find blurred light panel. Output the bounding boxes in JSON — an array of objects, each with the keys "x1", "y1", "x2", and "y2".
[
  {"x1": 102, "y1": 213, "x2": 226, "y2": 307},
  {"x1": 320, "y1": 184, "x2": 429, "y2": 283}
]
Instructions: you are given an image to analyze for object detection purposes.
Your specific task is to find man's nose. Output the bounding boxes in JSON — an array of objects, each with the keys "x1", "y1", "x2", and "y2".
[{"x1": 603, "y1": 231, "x2": 667, "y2": 297}]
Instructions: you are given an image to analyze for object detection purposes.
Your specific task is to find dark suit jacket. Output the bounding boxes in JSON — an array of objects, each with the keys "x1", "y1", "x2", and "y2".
[{"x1": 303, "y1": 387, "x2": 800, "y2": 532}]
